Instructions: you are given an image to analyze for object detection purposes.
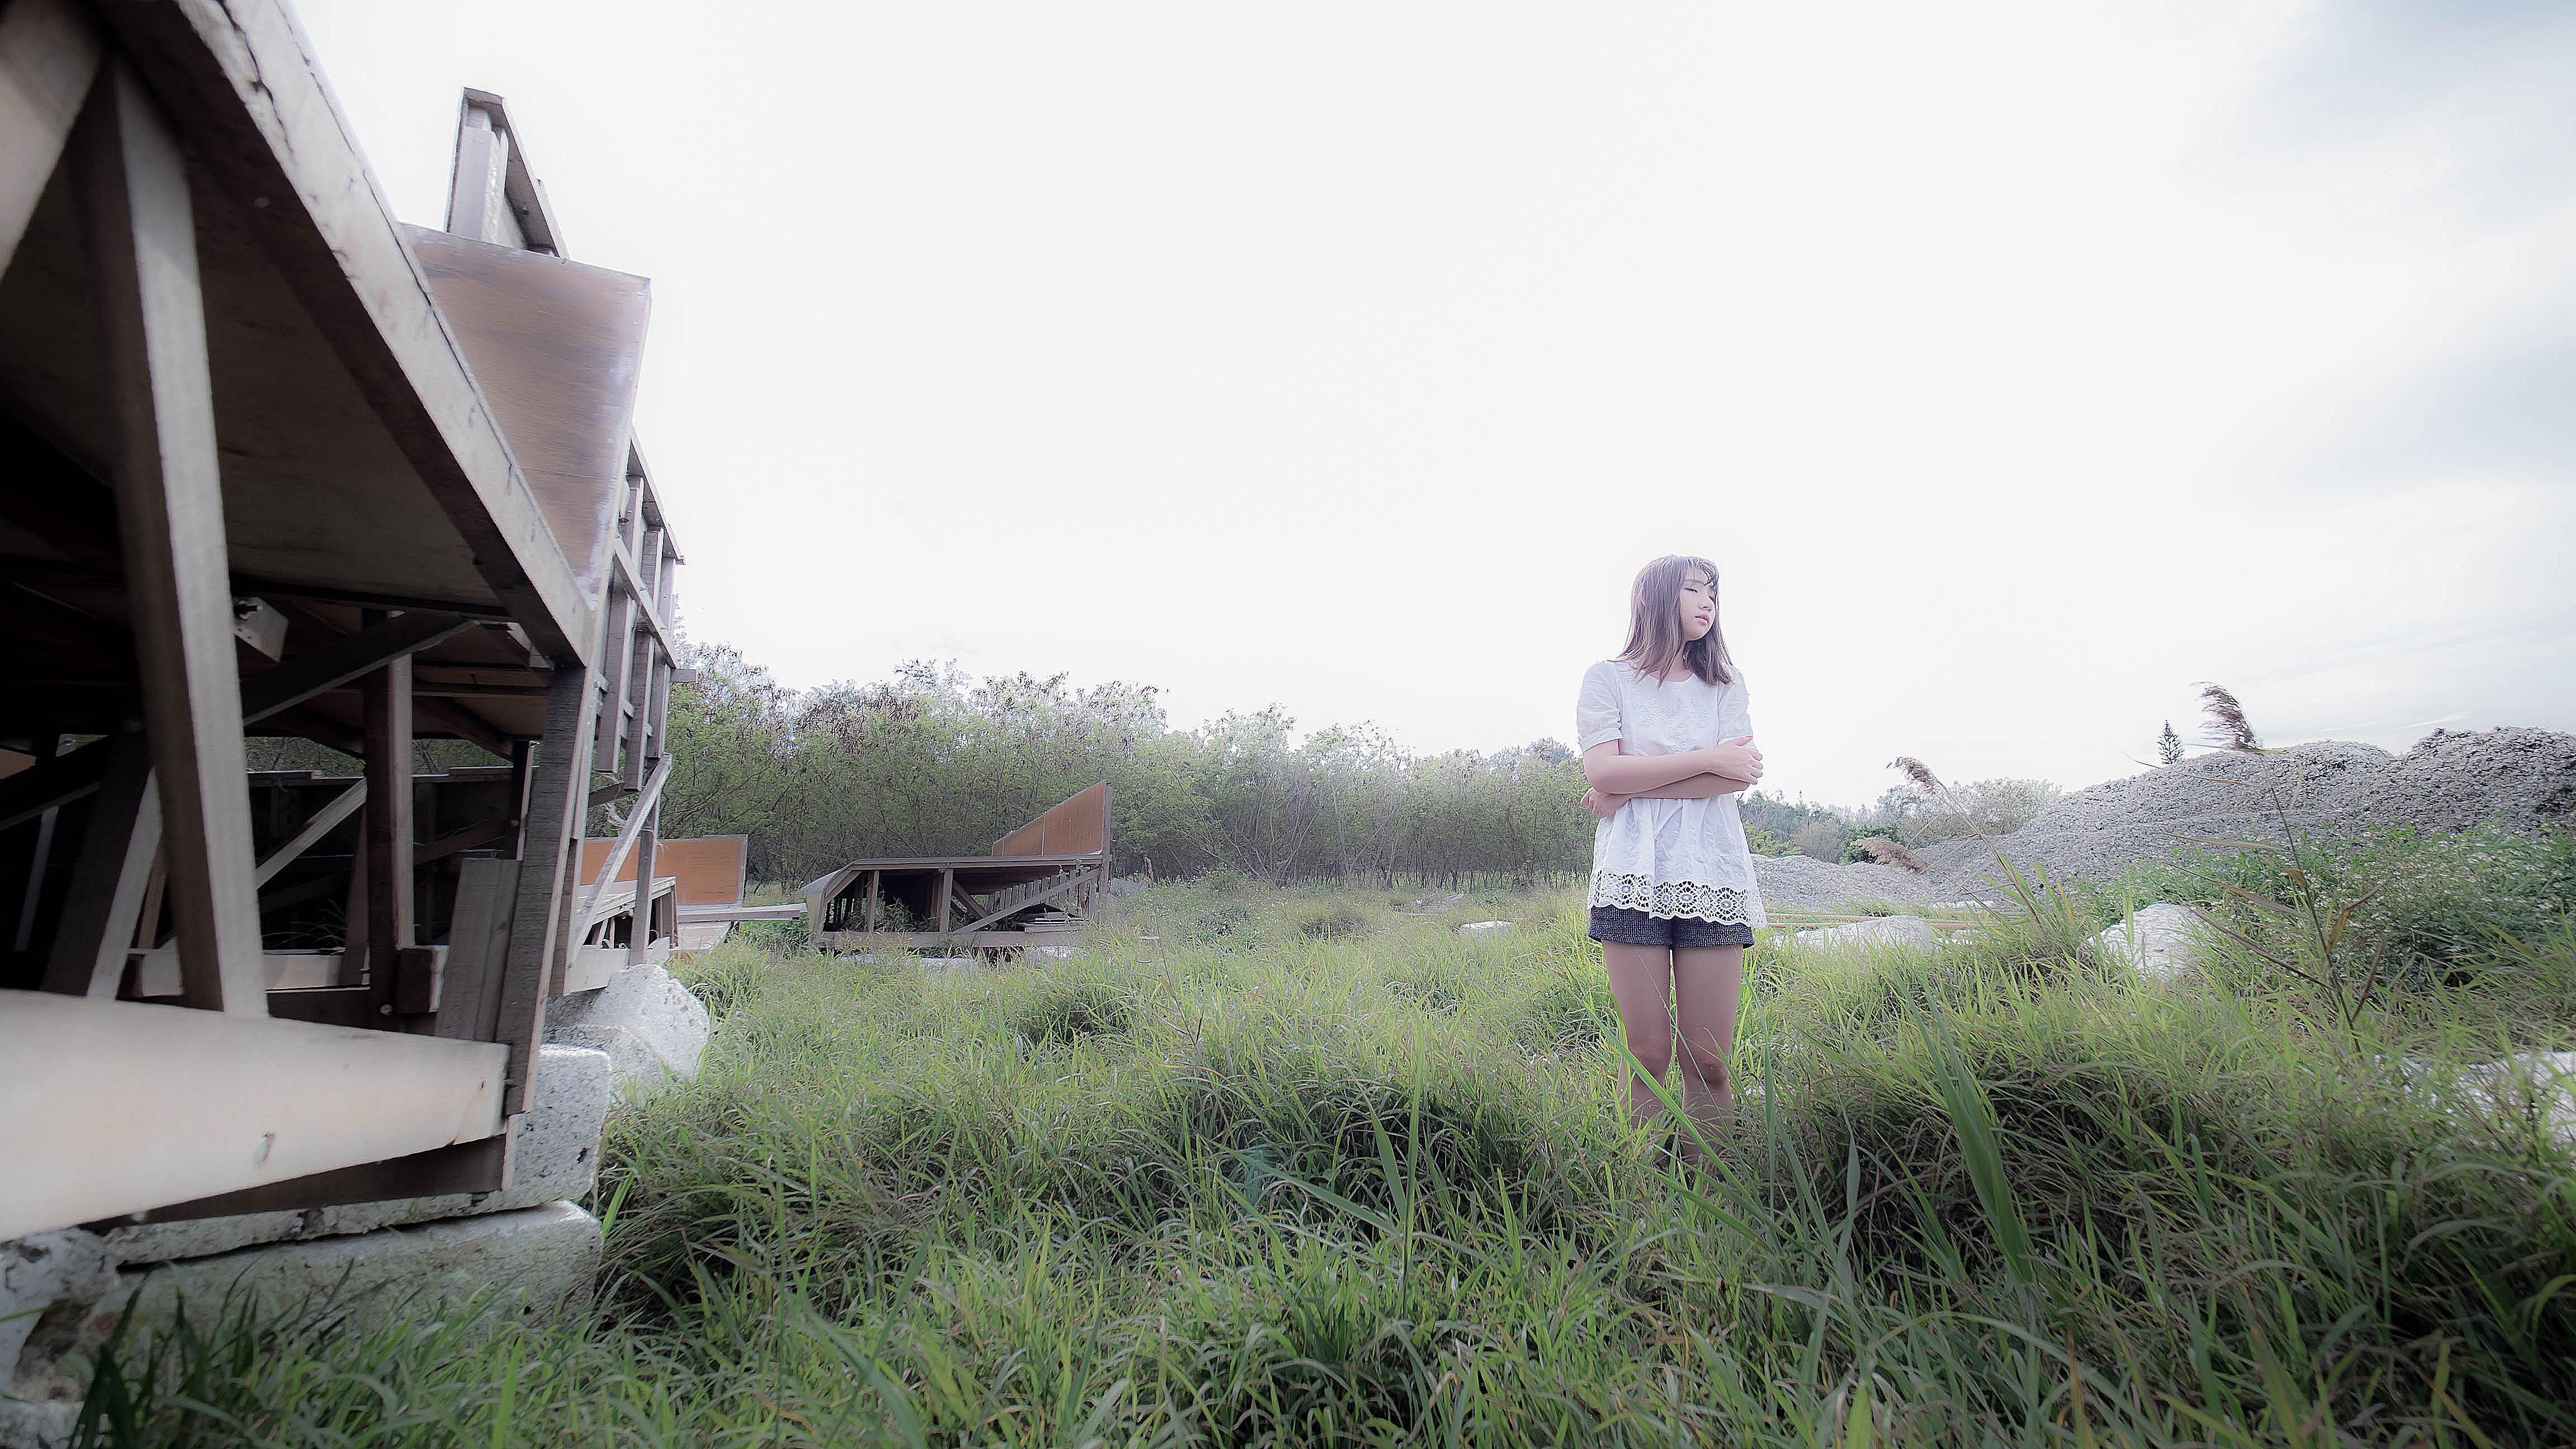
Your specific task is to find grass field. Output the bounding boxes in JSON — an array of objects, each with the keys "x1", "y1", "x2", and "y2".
[{"x1": 67, "y1": 868, "x2": 2576, "y2": 1447}]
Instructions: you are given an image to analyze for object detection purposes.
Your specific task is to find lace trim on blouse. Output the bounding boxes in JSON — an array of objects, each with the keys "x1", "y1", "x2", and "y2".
[{"x1": 1588, "y1": 871, "x2": 1758, "y2": 924}]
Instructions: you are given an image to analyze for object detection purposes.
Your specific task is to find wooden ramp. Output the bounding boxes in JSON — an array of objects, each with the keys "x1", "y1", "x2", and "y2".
[{"x1": 802, "y1": 784, "x2": 1109, "y2": 953}]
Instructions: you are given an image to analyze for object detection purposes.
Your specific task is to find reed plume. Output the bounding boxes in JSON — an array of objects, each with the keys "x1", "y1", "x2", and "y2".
[
  {"x1": 2196, "y1": 683, "x2": 2262, "y2": 752},
  {"x1": 1891, "y1": 756, "x2": 1945, "y2": 797},
  {"x1": 1858, "y1": 837, "x2": 1931, "y2": 874}
]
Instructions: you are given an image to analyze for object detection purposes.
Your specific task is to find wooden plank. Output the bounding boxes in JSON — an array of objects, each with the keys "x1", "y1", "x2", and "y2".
[
  {"x1": 0, "y1": 992, "x2": 506, "y2": 1239},
  {"x1": 955, "y1": 869, "x2": 1095, "y2": 935},
  {"x1": 250, "y1": 778, "x2": 363, "y2": 888},
  {"x1": 993, "y1": 783, "x2": 1110, "y2": 858},
  {"x1": 576, "y1": 834, "x2": 745, "y2": 907},
  {"x1": 94, "y1": 1132, "x2": 509, "y2": 1227},
  {"x1": 94, "y1": 0, "x2": 600, "y2": 666},
  {"x1": 75, "y1": 59, "x2": 263, "y2": 1014},
  {"x1": 574, "y1": 753, "x2": 669, "y2": 933},
  {"x1": 0, "y1": 0, "x2": 104, "y2": 277},
  {"x1": 37, "y1": 729, "x2": 158, "y2": 998},
  {"x1": 494, "y1": 664, "x2": 596, "y2": 1113},
  {"x1": 361, "y1": 648, "x2": 413, "y2": 1010},
  {"x1": 434, "y1": 856, "x2": 517, "y2": 1043},
  {"x1": 561, "y1": 943, "x2": 624, "y2": 993}
]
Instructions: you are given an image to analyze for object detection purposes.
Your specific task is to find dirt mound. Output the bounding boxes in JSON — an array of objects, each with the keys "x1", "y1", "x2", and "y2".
[{"x1": 1918, "y1": 727, "x2": 2575, "y2": 894}]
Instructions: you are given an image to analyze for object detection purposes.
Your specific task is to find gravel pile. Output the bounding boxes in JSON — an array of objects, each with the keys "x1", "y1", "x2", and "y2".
[
  {"x1": 1915, "y1": 726, "x2": 2575, "y2": 895},
  {"x1": 1751, "y1": 854, "x2": 1946, "y2": 911}
]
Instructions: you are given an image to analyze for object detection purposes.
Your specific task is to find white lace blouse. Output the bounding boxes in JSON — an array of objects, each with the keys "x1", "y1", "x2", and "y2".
[{"x1": 1574, "y1": 659, "x2": 1767, "y2": 926}]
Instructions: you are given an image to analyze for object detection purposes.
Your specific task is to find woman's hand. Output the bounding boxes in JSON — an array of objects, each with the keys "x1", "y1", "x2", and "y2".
[
  {"x1": 1581, "y1": 787, "x2": 1628, "y2": 819},
  {"x1": 1704, "y1": 736, "x2": 1762, "y2": 786}
]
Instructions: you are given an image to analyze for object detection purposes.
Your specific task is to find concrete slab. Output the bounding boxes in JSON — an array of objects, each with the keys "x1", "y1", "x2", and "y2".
[
  {"x1": 1784, "y1": 915, "x2": 1940, "y2": 953},
  {"x1": 2, "y1": 1230, "x2": 113, "y2": 1418},
  {"x1": 2091, "y1": 903, "x2": 2203, "y2": 982},
  {"x1": 1458, "y1": 921, "x2": 1516, "y2": 937},
  {"x1": 11, "y1": 1202, "x2": 600, "y2": 1417},
  {"x1": 545, "y1": 962, "x2": 711, "y2": 1090}
]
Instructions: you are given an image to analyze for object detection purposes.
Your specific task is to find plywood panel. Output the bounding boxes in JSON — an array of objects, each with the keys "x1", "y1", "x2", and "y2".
[
  {"x1": 404, "y1": 226, "x2": 648, "y2": 607},
  {"x1": 993, "y1": 783, "x2": 1107, "y2": 859},
  {"x1": 579, "y1": 834, "x2": 745, "y2": 907}
]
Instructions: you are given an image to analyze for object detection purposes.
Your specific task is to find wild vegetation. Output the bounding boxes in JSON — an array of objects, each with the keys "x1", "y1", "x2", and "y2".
[
  {"x1": 648, "y1": 645, "x2": 2064, "y2": 886},
  {"x1": 69, "y1": 828, "x2": 2576, "y2": 1446}
]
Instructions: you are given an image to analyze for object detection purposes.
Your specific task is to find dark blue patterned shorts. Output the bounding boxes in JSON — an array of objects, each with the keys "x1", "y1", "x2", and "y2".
[{"x1": 1587, "y1": 906, "x2": 1755, "y2": 949}]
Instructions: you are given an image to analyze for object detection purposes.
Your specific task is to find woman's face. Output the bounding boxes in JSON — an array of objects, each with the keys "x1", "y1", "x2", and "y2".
[{"x1": 1677, "y1": 572, "x2": 1716, "y2": 641}]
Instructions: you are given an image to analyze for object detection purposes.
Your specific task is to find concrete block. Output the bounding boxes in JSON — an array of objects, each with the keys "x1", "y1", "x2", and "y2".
[
  {"x1": 1786, "y1": 915, "x2": 1940, "y2": 953},
  {"x1": 546, "y1": 961, "x2": 711, "y2": 1090},
  {"x1": 17, "y1": 1202, "x2": 600, "y2": 1410},
  {"x1": 1458, "y1": 921, "x2": 1516, "y2": 937},
  {"x1": 2091, "y1": 903, "x2": 2203, "y2": 982},
  {"x1": 2456, "y1": 1051, "x2": 2576, "y2": 1150},
  {"x1": 98, "y1": 1046, "x2": 614, "y2": 1267},
  {"x1": 0, "y1": 1399, "x2": 73, "y2": 1449},
  {"x1": 2, "y1": 1229, "x2": 113, "y2": 1409}
]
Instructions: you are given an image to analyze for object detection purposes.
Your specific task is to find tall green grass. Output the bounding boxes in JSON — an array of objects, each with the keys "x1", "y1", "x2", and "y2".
[{"x1": 64, "y1": 879, "x2": 2576, "y2": 1446}]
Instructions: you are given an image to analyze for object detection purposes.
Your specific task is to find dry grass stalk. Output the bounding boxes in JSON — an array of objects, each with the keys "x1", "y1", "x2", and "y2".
[
  {"x1": 1858, "y1": 837, "x2": 1931, "y2": 874},
  {"x1": 2197, "y1": 683, "x2": 2263, "y2": 752},
  {"x1": 1891, "y1": 756, "x2": 1945, "y2": 796}
]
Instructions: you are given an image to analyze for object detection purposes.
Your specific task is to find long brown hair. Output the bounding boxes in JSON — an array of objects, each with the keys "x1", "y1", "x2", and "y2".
[{"x1": 1615, "y1": 554, "x2": 1731, "y2": 685}]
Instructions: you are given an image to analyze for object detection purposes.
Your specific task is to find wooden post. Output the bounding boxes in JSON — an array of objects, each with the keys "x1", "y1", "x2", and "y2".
[
  {"x1": 361, "y1": 635, "x2": 414, "y2": 1010},
  {"x1": 75, "y1": 60, "x2": 265, "y2": 1014},
  {"x1": 628, "y1": 798, "x2": 657, "y2": 954},
  {"x1": 934, "y1": 869, "x2": 953, "y2": 942},
  {"x1": 863, "y1": 870, "x2": 880, "y2": 934},
  {"x1": 38, "y1": 727, "x2": 158, "y2": 998},
  {"x1": 0, "y1": 0, "x2": 105, "y2": 278},
  {"x1": 493, "y1": 664, "x2": 597, "y2": 1114},
  {"x1": 12, "y1": 733, "x2": 68, "y2": 955}
]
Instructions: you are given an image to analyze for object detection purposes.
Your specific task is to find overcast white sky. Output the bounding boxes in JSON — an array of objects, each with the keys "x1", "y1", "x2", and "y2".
[{"x1": 296, "y1": 0, "x2": 2575, "y2": 808}]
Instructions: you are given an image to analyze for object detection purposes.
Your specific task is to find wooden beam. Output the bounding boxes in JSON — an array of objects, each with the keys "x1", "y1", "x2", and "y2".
[
  {"x1": 250, "y1": 778, "x2": 363, "y2": 888},
  {"x1": 0, "y1": 0, "x2": 104, "y2": 277},
  {"x1": 239, "y1": 611, "x2": 476, "y2": 722},
  {"x1": 0, "y1": 992, "x2": 506, "y2": 1239},
  {"x1": 863, "y1": 869, "x2": 880, "y2": 935},
  {"x1": 955, "y1": 869, "x2": 1095, "y2": 935},
  {"x1": 75, "y1": 60, "x2": 263, "y2": 1014},
  {"x1": 361, "y1": 647, "x2": 413, "y2": 1010},
  {"x1": 413, "y1": 695, "x2": 512, "y2": 764},
  {"x1": 574, "y1": 753, "x2": 669, "y2": 932},
  {"x1": 495, "y1": 665, "x2": 596, "y2": 1112},
  {"x1": 37, "y1": 728, "x2": 158, "y2": 998},
  {"x1": 94, "y1": 0, "x2": 599, "y2": 666},
  {"x1": 90, "y1": 1131, "x2": 509, "y2": 1227},
  {"x1": 934, "y1": 869, "x2": 953, "y2": 940}
]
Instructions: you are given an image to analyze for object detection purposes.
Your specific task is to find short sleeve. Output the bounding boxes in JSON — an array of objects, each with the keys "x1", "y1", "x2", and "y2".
[
  {"x1": 1575, "y1": 661, "x2": 1625, "y2": 753},
  {"x1": 1720, "y1": 667, "x2": 1754, "y2": 739}
]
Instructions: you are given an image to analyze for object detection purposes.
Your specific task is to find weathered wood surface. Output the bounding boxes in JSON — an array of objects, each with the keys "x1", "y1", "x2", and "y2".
[
  {"x1": 0, "y1": 0, "x2": 103, "y2": 277},
  {"x1": 77, "y1": 58, "x2": 265, "y2": 1014},
  {"x1": 0, "y1": 992, "x2": 505, "y2": 1240},
  {"x1": 93, "y1": 0, "x2": 598, "y2": 664}
]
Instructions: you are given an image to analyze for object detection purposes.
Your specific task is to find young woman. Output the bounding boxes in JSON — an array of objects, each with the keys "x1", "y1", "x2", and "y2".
[{"x1": 1574, "y1": 555, "x2": 1765, "y2": 1155}]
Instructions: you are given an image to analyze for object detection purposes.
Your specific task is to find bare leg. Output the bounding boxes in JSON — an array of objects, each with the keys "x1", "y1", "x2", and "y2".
[
  {"x1": 1602, "y1": 943, "x2": 1677, "y2": 1128},
  {"x1": 1670, "y1": 944, "x2": 1746, "y2": 1157}
]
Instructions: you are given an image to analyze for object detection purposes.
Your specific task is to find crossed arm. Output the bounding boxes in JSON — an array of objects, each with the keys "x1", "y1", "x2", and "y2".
[{"x1": 1580, "y1": 737, "x2": 1763, "y2": 819}]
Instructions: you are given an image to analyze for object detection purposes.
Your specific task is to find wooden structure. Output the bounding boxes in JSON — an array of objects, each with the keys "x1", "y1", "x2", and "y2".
[
  {"x1": 804, "y1": 784, "x2": 1110, "y2": 953},
  {"x1": 574, "y1": 833, "x2": 767, "y2": 959},
  {"x1": 0, "y1": 2, "x2": 681, "y2": 1241}
]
